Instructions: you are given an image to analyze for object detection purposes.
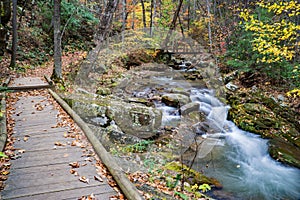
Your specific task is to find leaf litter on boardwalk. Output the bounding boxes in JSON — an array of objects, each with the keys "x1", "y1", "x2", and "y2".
[{"x1": 1, "y1": 90, "x2": 124, "y2": 199}]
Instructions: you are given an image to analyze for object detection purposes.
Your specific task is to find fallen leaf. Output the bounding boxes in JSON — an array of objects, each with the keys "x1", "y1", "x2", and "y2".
[
  {"x1": 94, "y1": 175, "x2": 103, "y2": 182},
  {"x1": 81, "y1": 163, "x2": 87, "y2": 167},
  {"x1": 79, "y1": 176, "x2": 89, "y2": 184},
  {"x1": 88, "y1": 193, "x2": 95, "y2": 200},
  {"x1": 69, "y1": 162, "x2": 80, "y2": 168},
  {"x1": 71, "y1": 140, "x2": 81, "y2": 147},
  {"x1": 54, "y1": 141, "x2": 66, "y2": 146},
  {"x1": 70, "y1": 169, "x2": 79, "y2": 176},
  {"x1": 1, "y1": 171, "x2": 10, "y2": 175},
  {"x1": 84, "y1": 158, "x2": 93, "y2": 162},
  {"x1": 23, "y1": 136, "x2": 29, "y2": 142}
]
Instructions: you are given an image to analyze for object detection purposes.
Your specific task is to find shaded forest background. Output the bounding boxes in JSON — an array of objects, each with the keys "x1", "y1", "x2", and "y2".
[{"x1": 0, "y1": 0, "x2": 299, "y2": 91}]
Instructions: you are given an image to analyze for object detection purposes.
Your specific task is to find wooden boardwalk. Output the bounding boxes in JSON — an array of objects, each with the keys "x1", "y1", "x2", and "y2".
[{"x1": 1, "y1": 77, "x2": 117, "y2": 199}]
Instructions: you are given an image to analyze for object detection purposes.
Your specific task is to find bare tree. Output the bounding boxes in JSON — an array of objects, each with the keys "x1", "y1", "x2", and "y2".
[
  {"x1": 52, "y1": 0, "x2": 62, "y2": 80},
  {"x1": 97, "y1": 0, "x2": 119, "y2": 43},
  {"x1": 10, "y1": 0, "x2": 17, "y2": 68},
  {"x1": 163, "y1": 0, "x2": 184, "y2": 47},
  {"x1": 206, "y1": 0, "x2": 212, "y2": 52},
  {"x1": 140, "y1": 0, "x2": 146, "y2": 29},
  {"x1": 150, "y1": 0, "x2": 154, "y2": 35},
  {"x1": 122, "y1": 0, "x2": 126, "y2": 43}
]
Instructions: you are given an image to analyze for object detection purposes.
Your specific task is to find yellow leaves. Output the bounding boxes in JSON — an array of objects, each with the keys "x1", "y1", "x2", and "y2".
[
  {"x1": 287, "y1": 89, "x2": 300, "y2": 98},
  {"x1": 239, "y1": 1, "x2": 299, "y2": 64},
  {"x1": 239, "y1": 10, "x2": 250, "y2": 21},
  {"x1": 257, "y1": 1, "x2": 300, "y2": 16}
]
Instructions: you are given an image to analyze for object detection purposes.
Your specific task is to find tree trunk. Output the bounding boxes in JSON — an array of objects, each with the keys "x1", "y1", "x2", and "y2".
[
  {"x1": 150, "y1": 0, "x2": 154, "y2": 35},
  {"x1": 206, "y1": 0, "x2": 212, "y2": 52},
  {"x1": 169, "y1": 0, "x2": 184, "y2": 31},
  {"x1": 10, "y1": 0, "x2": 17, "y2": 68},
  {"x1": 140, "y1": 0, "x2": 146, "y2": 29},
  {"x1": 52, "y1": 0, "x2": 62, "y2": 80},
  {"x1": 97, "y1": 0, "x2": 119, "y2": 43},
  {"x1": 163, "y1": 0, "x2": 184, "y2": 48},
  {"x1": 122, "y1": 0, "x2": 126, "y2": 43}
]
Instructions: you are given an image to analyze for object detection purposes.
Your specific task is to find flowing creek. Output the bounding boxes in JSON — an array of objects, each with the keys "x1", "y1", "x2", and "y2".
[
  {"x1": 166, "y1": 89, "x2": 300, "y2": 200},
  {"x1": 125, "y1": 65, "x2": 300, "y2": 199},
  {"x1": 73, "y1": 63, "x2": 300, "y2": 199}
]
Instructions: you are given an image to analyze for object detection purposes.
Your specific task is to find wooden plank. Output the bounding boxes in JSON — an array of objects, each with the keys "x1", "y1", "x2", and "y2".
[
  {"x1": 13, "y1": 131, "x2": 69, "y2": 141},
  {"x1": 8, "y1": 162, "x2": 72, "y2": 175},
  {"x1": 12, "y1": 130, "x2": 66, "y2": 138},
  {"x1": 10, "y1": 149, "x2": 85, "y2": 169},
  {"x1": 13, "y1": 112, "x2": 58, "y2": 119},
  {"x1": 5, "y1": 165, "x2": 102, "y2": 189},
  {"x1": 8, "y1": 77, "x2": 52, "y2": 91},
  {"x1": 2, "y1": 179, "x2": 112, "y2": 199},
  {"x1": 12, "y1": 137, "x2": 72, "y2": 151},
  {"x1": 14, "y1": 122, "x2": 58, "y2": 129},
  {"x1": 8, "y1": 163, "x2": 99, "y2": 181},
  {"x1": 8, "y1": 84, "x2": 52, "y2": 90},
  {"x1": 4, "y1": 185, "x2": 115, "y2": 200}
]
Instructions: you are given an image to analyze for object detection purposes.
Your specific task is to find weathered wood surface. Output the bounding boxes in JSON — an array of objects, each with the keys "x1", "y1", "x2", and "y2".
[
  {"x1": 8, "y1": 77, "x2": 51, "y2": 90},
  {"x1": 1, "y1": 88, "x2": 117, "y2": 199}
]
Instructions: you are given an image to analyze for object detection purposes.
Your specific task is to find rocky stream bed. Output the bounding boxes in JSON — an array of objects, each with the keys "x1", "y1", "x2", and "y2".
[{"x1": 60, "y1": 36, "x2": 300, "y2": 199}]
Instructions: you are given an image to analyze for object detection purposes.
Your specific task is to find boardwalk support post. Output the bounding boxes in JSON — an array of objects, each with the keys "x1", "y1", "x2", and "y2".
[{"x1": 48, "y1": 89, "x2": 144, "y2": 200}]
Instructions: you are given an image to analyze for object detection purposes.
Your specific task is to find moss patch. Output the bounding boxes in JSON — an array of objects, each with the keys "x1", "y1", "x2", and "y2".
[{"x1": 227, "y1": 89, "x2": 300, "y2": 168}]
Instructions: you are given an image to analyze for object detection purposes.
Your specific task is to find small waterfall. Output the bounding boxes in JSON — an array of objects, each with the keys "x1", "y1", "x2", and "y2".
[
  {"x1": 159, "y1": 88, "x2": 300, "y2": 199},
  {"x1": 190, "y1": 89, "x2": 300, "y2": 200}
]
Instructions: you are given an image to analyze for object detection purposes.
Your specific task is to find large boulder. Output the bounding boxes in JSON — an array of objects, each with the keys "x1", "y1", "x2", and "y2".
[
  {"x1": 108, "y1": 101, "x2": 162, "y2": 139},
  {"x1": 180, "y1": 102, "x2": 199, "y2": 115},
  {"x1": 64, "y1": 95, "x2": 162, "y2": 139},
  {"x1": 162, "y1": 93, "x2": 190, "y2": 107}
]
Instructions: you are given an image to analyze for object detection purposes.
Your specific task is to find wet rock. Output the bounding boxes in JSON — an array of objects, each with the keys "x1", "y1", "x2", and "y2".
[
  {"x1": 227, "y1": 90, "x2": 300, "y2": 168},
  {"x1": 223, "y1": 70, "x2": 238, "y2": 84},
  {"x1": 169, "y1": 87, "x2": 190, "y2": 96},
  {"x1": 127, "y1": 97, "x2": 154, "y2": 107},
  {"x1": 277, "y1": 94, "x2": 285, "y2": 102},
  {"x1": 162, "y1": 93, "x2": 190, "y2": 107},
  {"x1": 268, "y1": 137, "x2": 300, "y2": 168},
  {"x1": 180, "y1": 102, "x2": 200, "y2": 115},
  {"x1": 225, "y1": 82, "x2": 239, "y2": 91}
]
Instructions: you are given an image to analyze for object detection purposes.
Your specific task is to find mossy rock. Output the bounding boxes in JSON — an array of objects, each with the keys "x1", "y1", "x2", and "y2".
[
  {"x1": 227, "y1": 89, "x2": 300, "y2": 168},
  {"x1": 268, "y1": 138, "x2": 300, "y2": 168},
  {"x1": 164, "y1": 161, "x2": 222, "y2": 189},
  {"x1": 96, "y1": 87, "x2": 111, "y2": 95},
  {"x1": 162, "y1": 93, "x2": 190, "y2": 108}
]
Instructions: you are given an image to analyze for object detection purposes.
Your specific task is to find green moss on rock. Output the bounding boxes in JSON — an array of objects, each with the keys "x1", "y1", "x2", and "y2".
[
  {"x1": 164, "y1": 161, "x2": 222, "y2": 189},
  {"x1": 227, "y1": 90, "x2": 300, "y2": 168}
]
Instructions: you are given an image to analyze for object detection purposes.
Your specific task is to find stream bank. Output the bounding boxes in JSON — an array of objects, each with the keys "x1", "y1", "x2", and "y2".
[{"x1": 226, "y1": 81, "x2": 300, "y2": 168}]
